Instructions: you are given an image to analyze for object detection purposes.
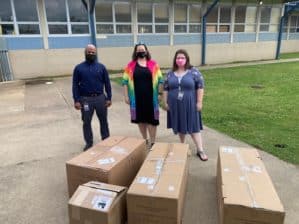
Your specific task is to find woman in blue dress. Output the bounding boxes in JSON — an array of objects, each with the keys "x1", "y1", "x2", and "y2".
[{"x1": 163, "y1": 49, "x2": 208, "y2": 161}]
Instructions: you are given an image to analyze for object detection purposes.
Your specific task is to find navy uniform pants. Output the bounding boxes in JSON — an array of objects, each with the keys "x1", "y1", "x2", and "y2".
[{"x1": 80, "y1": 94, "x2": 110, "y2": 146}]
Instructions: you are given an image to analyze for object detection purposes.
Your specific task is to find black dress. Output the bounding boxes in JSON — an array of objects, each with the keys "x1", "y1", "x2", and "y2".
[{"x1": 132, "y1": 63, "x2": 159, "y2": 126}]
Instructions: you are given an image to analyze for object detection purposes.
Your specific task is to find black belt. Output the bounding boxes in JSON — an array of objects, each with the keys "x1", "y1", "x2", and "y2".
[{"x1": 82, "y1": 93, "x2": 101, "y2": 97}]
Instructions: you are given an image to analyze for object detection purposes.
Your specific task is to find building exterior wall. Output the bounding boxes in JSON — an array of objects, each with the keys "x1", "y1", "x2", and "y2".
[{"x1": 1, "y1": 0, "x2": 299, "y2": 79}]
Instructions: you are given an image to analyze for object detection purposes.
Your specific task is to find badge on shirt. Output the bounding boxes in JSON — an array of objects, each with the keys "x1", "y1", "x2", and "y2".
[
  {"x1": 177, "y1": 91, "x2": 184, "y2": 101},
  {"x1": 83, "y1": 103, "x2": 89, "y2": 111}
]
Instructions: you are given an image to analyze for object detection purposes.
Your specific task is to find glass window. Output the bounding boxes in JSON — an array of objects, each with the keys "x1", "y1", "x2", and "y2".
[
  {"x1": 155, "y1": 25, "x2": 168, "y2": 33},
  {"x1": 0, "y1": 1, "x2": 13, "y2": 21},
  {"x1": 190, "y1": 4, "x2": 201, "y2": 23},
  {"x1": 245, "y1": 6, "x2": 257, "y2": 32},
  {"x1": 155, "y1": 4, "x2": 168, "y2": 23},
  {"x1": 95, "y1": 2, "x2": 112, "y2": 22},
  {"x1": 45, "y1": 0, "x2": 67, "y2": 22},
  {"x1": 174, "y1": 4, "x2": 187, "y2": 23},
  {"x1": 189, "y1": 25, "x2": 201, "y2": 33},
  {"x1": 235, "y1": 6, "x2": 246, "y2": 23},
  {"x1": 234, "y1": 25, "x2": 245, "y2": 32},
  {"x1": 71, "y1": 25, "x2": 89, "y2": 34},
  {"x1": 48, "y1": 24, "x2": 67, "y2": 34},
  {"x1": 0, "y1": 24, "x2": 15, "y2": 35},
  {"x1": 220, "y1": 7, "x2": 231, "y2": 23},
  {"x1": 174, "y1": 25, "x2": 187, "y2": 33},
  {"x1": 116, "y1": 25, "x2": 131, "y2": 33},
  {"x1": 19, "y1": 24, "x2": 40, "y2": 34},
  {"x1": 14, "y1": 0, "x2": 38, "y2": 21},
  {"x1": 138, "y1": 25, "x2": 152, "y2": 33},
  {"x1": 207, "y1": 6, "x2": 218, "y2": 23},
  {"x1": 260, "y1": 7, "x2": 271, "y2": 24},
  {"x1": 115, "y1": 3, "x2": 131, "y2": 22},
  {"x1": 96, "y1": 24, "x2": 113, "y2": 34},
  {"x1": 68, "y1": 0, "x2": 88, "y2": 22},
  {"x1": 138, "y1": 3, "x2": 152, "y2": 23}
]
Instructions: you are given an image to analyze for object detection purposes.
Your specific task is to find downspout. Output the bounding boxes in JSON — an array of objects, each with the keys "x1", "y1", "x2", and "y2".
[
  {"x1": 81, "y1": 0, "x2": 97, "y2": 47},
  {"x1": 201, "y1": 0, "x2": 219, "y2": 66},
  {"x1": 276, "y1": 2, "x2": 299, "y2": 59}
]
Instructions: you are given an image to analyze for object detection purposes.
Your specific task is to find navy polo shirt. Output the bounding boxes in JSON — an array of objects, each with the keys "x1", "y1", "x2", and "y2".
[{"x1": 72, "y1": 61, "x2": 112, "y2": 102}]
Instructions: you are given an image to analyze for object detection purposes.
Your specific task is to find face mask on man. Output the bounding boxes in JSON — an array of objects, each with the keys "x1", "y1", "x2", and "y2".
[
  {"x1": 85, "y1": 54, "x2": 96, "y2": 63},
  {"x1": 136, "y1": 51, "x2": 147, "y2": 58}
]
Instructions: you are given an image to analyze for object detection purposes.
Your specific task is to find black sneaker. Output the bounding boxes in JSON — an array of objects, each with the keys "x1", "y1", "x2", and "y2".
[{"x1": 83, "y1": 144, "x2": 92, "y2": 151}]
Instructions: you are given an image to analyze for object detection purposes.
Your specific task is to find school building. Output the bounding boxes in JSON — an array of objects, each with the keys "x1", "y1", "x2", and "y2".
[{"x1": 0, "y1": 0, "x2": 299, "y2": 80}]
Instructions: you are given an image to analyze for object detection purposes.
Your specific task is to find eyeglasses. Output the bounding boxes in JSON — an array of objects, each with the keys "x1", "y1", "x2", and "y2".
[{"x1": 176, "y1": 57, "x2": 186, "y2": 60}]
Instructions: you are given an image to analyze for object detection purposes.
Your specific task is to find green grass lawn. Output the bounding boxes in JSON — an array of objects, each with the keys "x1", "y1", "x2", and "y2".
[
  {"x1": 202, "y1": 62, "x2": 299, "y2": 164},
  {"x1": 111, "y1": 62, "x2": 299, "y2": 164},
  {"x1": 280, "y1": 52, "x2": 299, "y2": 59}
]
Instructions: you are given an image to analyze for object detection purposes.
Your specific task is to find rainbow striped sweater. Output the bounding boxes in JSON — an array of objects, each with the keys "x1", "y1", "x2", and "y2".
[{"x1": 122, "y1": 60, "x2": 163, "y2": 121}]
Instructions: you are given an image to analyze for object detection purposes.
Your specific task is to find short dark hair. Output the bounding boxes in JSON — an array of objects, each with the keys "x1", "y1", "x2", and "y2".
[
  {"x1": 132, "y1": 43, "x2": 151, "y2": 61},
  {"x1": 172, "y1": 49, "x2": 192, "y2": 71}
]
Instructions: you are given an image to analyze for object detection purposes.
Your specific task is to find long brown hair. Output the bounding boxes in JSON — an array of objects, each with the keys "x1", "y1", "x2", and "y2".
[
  {"x1": 131, "y1": 43, "x2": 151, "y2": 61},
  {"x1": 172, "y1": 49, "x2": 192, "y2": 71}
]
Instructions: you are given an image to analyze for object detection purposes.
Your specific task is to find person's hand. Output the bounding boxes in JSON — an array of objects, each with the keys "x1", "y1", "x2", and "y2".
[
  {"x1": 74, "y1": 102, "x2": 81, "y2": 110},
  {"x1": 196, "y1": 101, "x2": 202, "y2": 111},
  {"x1": 124, "y1": 96, "x2": 130, "y2": 105},
  {"x1": 164, "y1": 103, "x2": 169, "y2": 111},
  {"x1": 105, "y1": 100, "x2": 112, "y2": 107}
]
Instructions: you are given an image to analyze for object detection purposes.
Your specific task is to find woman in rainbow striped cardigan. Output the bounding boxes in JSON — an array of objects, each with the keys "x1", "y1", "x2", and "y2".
[{"x1": 122, "y1": 43, "x2": 163, "y2": 147}]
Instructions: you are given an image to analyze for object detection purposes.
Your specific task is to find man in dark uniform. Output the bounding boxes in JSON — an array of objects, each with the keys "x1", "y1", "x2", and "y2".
[{"x1": 72, "y1": 44, "x2": 112, "y2": 151}]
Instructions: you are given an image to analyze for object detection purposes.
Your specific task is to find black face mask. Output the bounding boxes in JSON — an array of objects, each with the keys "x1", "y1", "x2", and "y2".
[
  {"x1": 136, "y1": 51, "x2": 147, "y2": 58},
  {"x1": 85, "y1": 54, "x2": 96, "y2": 63}
]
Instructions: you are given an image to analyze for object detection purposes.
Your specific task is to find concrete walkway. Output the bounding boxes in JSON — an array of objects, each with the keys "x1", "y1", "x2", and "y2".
[{"x1": 0, "y1": 69, "x2": 298, "y2": 223}]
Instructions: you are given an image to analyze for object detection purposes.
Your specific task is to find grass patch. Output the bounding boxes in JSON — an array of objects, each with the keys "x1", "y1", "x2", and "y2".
[
  {"x1": 280, "y1": 52, "x2": 299, "y2": 59},
  {"x1": 111, "y1": 62, "x2": 299, "y2": 164},
  {"x1": 203, "y1": 62, "x2": 299, "y2": 164}
]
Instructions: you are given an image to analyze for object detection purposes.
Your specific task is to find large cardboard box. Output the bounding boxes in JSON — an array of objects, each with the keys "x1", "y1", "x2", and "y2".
[
  {"x1": 217, "y1": 146, "x2": 285, "y2": 224},
  {"x1": 127, "y1": 142, "x2": 189, "y2": 224},
  {"x1": 66, "y1": 136, "x2": 147, "y2": 197},
  {"x1": 68, "y1": 181, "x2": 127, "y2": 224}
]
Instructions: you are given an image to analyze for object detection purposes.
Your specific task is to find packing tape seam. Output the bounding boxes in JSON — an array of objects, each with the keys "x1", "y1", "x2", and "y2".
[{"x1": 235, "y1": 148, "x2": 259, "y2": 208}]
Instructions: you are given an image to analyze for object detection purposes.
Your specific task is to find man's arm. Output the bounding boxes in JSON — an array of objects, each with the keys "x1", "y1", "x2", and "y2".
[
  {"x1": 72, "y1": 66, "x2": 81, "y2": 110},
  {"x1": 102, "y1": 65, "x2": 112, "y2": 107}
]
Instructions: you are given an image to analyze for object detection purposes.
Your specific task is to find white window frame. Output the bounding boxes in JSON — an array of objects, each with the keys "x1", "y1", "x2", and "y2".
[
  {"x1": 45, "y1": 0, "x2": 89, "y2": 36},
  {"x1": 0, "y1": 0, "x2": 41, "y2": 36},
  {"x1": 96, "y1": 2, "x2": 132, "y2": 35},
  {"x1": 174, "y1": 3, "x2": 201, "y2": 34}
]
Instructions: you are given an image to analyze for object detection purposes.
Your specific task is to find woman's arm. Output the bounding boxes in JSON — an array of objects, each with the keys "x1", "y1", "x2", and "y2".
[
  {"x1": 197, "y1": 88, "x2": 204, "y2": 111},
  {"x1": 123, "y1": 85, "x2": 130, "y2": 105}
]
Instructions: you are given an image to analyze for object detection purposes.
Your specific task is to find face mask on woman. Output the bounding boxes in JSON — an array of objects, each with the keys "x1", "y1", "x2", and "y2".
[
  {"x1": 136, "y1": 51, "x2": 147, "y2": 58},
  {"x1": 176, "y1": 57, "x2": 186, "y2": 67}
]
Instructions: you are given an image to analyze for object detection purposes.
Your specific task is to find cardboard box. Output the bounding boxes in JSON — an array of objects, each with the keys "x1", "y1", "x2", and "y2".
[
  {"x1": 66, "y1": 136, "x2": 147, "y2": 197},
  {"x1": 217, "y1": 146, "x2": 285, "y2": 224},
  {"x1": 127, "y1": 143, "x2": 189, "y2": 224},
  {"x1": 68, "y1": 181, "x2": 127, "y2": 224}
]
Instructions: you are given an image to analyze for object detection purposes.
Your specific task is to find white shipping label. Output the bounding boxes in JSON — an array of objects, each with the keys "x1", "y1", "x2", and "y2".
[
  {"x1": 92, "y1": 195, "x2": 113, "y2": 212},
  {"x1": 97, "y1": 157, "x2": 116, "y2": 165},
  {"x1": 110, "y1": 146, "x2": 128, "y2": 154},
  {"x1": 168, "y1": 186, "x2": 175, "y2": 192},
  {"x1": 136, "y1": 176, "x2": 156, "y2": 185},
  {"x1": 222, "y1": 147, "x2": 234, "y2": 154}
]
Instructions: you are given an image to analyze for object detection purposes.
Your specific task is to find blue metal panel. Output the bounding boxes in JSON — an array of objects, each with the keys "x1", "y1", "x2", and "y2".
[
  {"x1": 48, "y1": 36, "x2": 90, "y2": 49},
  {"x1": 258, "y1": 33, "x2": 278, "y2": 41},
  {"x1": 137, "y1": 35, "x2": 170, "y2": 46},
  {"x1": 206, "y1": 34, "x2": 230, "y2": 44},
  {"x1": 173, "y1": 34, "x2": 201, "y2": 45},
  {"x1": 97, "y1": 35, "x2": 134, "y2": 47},
  {"x1": 289, "y1": 33, "x2": 299, "y2": 40},
  {"x1": 233, "y1": 33, "x2": 256, "y2": 43},
  {"x1": 5, "y1": 37, "x2": 43, "y2": 50}
]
